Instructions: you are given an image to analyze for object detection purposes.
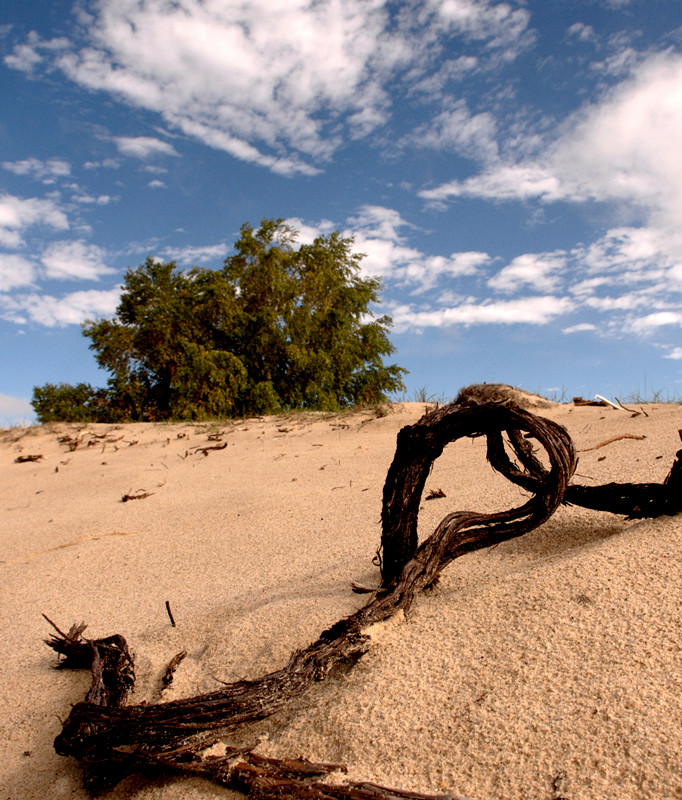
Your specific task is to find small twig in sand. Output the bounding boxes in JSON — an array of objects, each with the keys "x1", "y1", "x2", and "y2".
[
  {"x1": 579, "y1": 434, "x2": 646, "y2": 452},
  {"x1": 161, "y1": 650, "x2": 187, "y2": 690},
  {"x1": 121, "y1": 489, "x2": 154, "y2": 502},
  {"x1": 350, "y1": 582, "x2": 378, "y2": 594},
  {"x1": 165, "y1": 601, "x2": 176, "y2": 628},
  {"x1": 614, "y1": 397, "x2": 643, "y2": 417},
  {"x1": 15, "y1": 454, "x2": 43, "y2": 463},
  {"x1": 425, "y1": 488, "x2": 446, "y2": 500},
  {"x1": 192, "y1": 443, "x2": 228, "y2": 456}
]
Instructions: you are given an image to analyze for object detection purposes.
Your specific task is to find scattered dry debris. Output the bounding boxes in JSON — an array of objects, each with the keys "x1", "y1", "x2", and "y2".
[
  {"x1": 14, "y1": 454, "x2": 43, "y2": 463},
  {"x1": 425, "y1": 488, "x2": 447, "y2": 500},
  {"x1": 573, "y1": 397, "x2": 606, "y2": 407}
]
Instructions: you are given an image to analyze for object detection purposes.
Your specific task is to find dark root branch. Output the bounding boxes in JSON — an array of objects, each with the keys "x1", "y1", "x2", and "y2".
[{"x1": 45, "y1": 387, "x2": 681, "y2": 798}]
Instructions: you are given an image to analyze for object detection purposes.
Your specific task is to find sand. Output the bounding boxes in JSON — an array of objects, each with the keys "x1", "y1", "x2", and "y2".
[{"x1": 1, "y1": 398, "x2": 681, "y2": 800}]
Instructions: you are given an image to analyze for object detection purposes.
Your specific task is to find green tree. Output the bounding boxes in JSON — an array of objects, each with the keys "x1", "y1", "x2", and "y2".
[
  {"x1": 34, "y1": 219, "x2": 406, "y2": 422},
  {"x1": 31, "y1": 382, "x2": 109, "y2": 423}
]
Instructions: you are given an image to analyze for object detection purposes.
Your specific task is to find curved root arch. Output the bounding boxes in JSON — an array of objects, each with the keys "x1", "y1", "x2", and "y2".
[{"x1": 380, "y1": 400, "x2": 576, "y2": 585}]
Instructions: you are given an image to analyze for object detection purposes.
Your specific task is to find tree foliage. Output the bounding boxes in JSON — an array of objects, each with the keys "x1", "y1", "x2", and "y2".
[
  {"x1": 31, "y1": 382, "x2": 109, "y2": 423},
  {"x1": 33, "y1": 220, "x2": 406, "y2": 422}
]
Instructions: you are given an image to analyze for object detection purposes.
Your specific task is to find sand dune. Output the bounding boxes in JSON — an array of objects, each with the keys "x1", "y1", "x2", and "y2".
[{"x1": 1, "y1": 398, "x2": 681, "y2": 800}]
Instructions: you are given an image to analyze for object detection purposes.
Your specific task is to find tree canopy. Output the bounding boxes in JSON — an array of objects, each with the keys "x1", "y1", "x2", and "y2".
[{"x1": 33, "y1": 219, "x2": 406, "y2": 422}]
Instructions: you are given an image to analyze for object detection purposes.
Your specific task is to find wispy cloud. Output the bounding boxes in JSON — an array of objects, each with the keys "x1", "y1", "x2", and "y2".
[
  {"x1": 6, "y1": 0, "x2": 533, "y2": 175},
  {"x1": 161, "y1": 243, "x2": 229, "y2": 265},
  {"x1": 420, "y1": 51, "x2": 682, "y2": 230},
  {"x1": 2, "y1": 157, "x2": 71, "y2": 183},
  {"x1": 292, "y1": 205, "x2": 492, "y2": 292},
  {"x1": 114, "y1": 136, "x2": 179, "y2": 160}
]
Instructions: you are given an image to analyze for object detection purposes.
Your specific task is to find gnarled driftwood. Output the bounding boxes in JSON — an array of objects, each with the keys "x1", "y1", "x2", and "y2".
[{"x1": 45, "y1": 388, "x2": 682, "y2": 798}]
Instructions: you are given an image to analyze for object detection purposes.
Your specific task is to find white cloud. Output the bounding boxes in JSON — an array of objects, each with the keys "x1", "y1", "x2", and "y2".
[
  {"x1": 73, "y1": 193, "x2": 114, "y2": 205},
  {"x1": 0, "y1": 194, "x2": 69, "y2": 248},
  {"x1": 552, "y1": 53, "x2": 682, "y2": 224},
  {"x1": 488, "y1": 251, "x2": 567, "y2": 293},
  {"x1": 347, "y1": 205, "x2": 415, "y2": 242},
  {"x1": 2, "y1": 157, "x2": 71, "y2": 182},
  {"x1": 631, "y1": 311, "x2": 682, "y2": 332},
  {"x1": 418, "y1": 51, "x2": 682, "y2": 341},
  {"x1": 166, "y1": 111, "x2": 322, "y2": 176},
  {"x1": 9, "y1": 0, "x2": 532, "y2": 175},
  {"x1": 4, "y1": 42, "x2": 43, "y2": 72},
  {"x1": 406, "y1": 101, "x2": 499, "y2": 162},
  {"x1": 161, "y1": 243, "x2": 229, "y2": 265},
  {"x1": 40, "y1": 240, "x2": 113, "y2": 281},
  {"x1": 567, "y1": 23, "x2": 597, "y2": 45},
  {"x1": 663, "y1": 347, "x2": 682, "y2": 360},
  {"x1": 3, "y1": 32, "x2": 70, "y2": 72},
  {"x1": 114, "y1": 136, "x2": 179, "y2": 159},
  {"x1": 420, "y1": 164, "x2": 565, "y2": 203},
  {"x1": 83, "y1": 158, "x2": 120, "y2": 169},
  {"x1": 293, "y1": 205, "x2": 491, "y2": 291},
  {"x1": 390, "y1": 295, "x2": 574, "y2": 331},
  {"x1": 428, "y1": 0, "x2": 532, "y2": 53},
  {"x1": 420, "y1": 51, "x2": 682, "y2": 229},
  {"x1": 563, "y1": 323, "x2": 597, "y2": 334},
  {"x1": 0, "y1": 253, "x2": 36, "y2": 291},
  {"x1": 0, "y1": 288, "x2": 121, "y2": 327},
  {"x1": 148, "y1": 180, "x2": 166, "y2": 189}
]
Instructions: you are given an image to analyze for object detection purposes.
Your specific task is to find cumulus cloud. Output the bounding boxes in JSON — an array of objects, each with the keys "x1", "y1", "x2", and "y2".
[
  {"x1": 0, "y1": 194, "x2": 69, "y2": 248},
  {"x1": 40, "y1": 240, "x2": 113, "y2": 281},
  {"x1": 293, "y1": 205, "x2": 491, "y2": 291},
  {"x1": 3, "y1": 32, "x2": 69, "y2": 72},
  {"x1": 631, "y1": 311, "x2": 682, "y2": 332},
  {"x1": 0, "y1": 288, "x2": 120, "y2": 327},
  {"x1": 390, "y1": 295, "x2": 574, "y2": 332},
  {"x1": 488, "y1": 251, "x2": 567, "y2": 293},
  {"x1": 114, "y1": 136, "x2": 179, "y2": 159},
  {"x1": 7, "y1": 0, "x2": 533, "y2": 174},
  {"x1": 0, "y1": 253, "x2": 36, "y2": 291}
]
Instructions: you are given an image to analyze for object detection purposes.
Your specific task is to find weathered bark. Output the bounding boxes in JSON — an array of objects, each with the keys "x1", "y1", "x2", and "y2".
[{"x1": 45, "y1": 392, "x2": 681, "y2": 798}]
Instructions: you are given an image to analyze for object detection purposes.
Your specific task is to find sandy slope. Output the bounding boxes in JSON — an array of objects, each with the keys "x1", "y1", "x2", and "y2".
[{"x1": 1, "y1": 398, "x2": 681, "y2": 800}]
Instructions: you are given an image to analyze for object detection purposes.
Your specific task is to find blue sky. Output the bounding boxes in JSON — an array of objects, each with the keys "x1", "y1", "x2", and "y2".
[{"x1": 1, "y1": 0, "x2": 682, "y2": 424}]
